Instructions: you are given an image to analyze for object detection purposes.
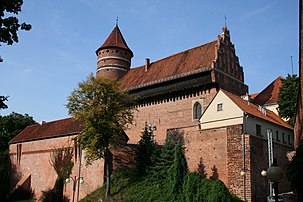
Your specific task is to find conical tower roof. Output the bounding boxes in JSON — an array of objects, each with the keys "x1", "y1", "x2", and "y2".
[{"x1": 96, "y1": 25, "x2": 133, "y2": 57}]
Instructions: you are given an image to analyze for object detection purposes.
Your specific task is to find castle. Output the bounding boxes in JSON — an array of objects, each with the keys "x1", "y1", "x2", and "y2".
[{"x1": 9, "y1": 25, "x2": 294, "y2": 202}]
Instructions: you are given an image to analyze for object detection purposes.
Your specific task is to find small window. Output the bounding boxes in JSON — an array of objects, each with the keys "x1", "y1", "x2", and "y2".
[
  {"x1": 193, "y1": 102, "x2": 202, "y2": 119},
  {"x1": 256, "y1": 124, "x2": 262, "y2": 136},
  {"x1": 217, "y1": 103, "x2": 223, "y2": 111},
  {"x1": 282, "y1": 133, "x2": 286, "y2": 143},
  {"x1": 276, "y1": 131, "x2": 280, "y2": 142}
]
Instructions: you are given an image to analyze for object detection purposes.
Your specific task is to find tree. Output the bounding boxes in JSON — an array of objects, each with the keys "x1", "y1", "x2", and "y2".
[
  {"x1": 168, "y1": 141, "x2": 187, "y2": 195},
  {"x1": 0, "y1": 0, "x2": 31, "y2": 62},
  {"x1": 149, "y1": 136, "x2": 175, "y2": 180},
  {"x1": 277, "y1": 74, "x2": 299, "y2": 126},
  {"x1": 0, "y1": 112, "x2": 36, "y2": 151},
  {"x1": 0, "y1": 95, "x2": 8, "y2": 110},
  {"x1": 66, "y1": 74, "x2": 135, "y2": 198}
]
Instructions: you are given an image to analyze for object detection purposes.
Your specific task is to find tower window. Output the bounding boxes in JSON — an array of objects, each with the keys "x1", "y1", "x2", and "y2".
[{"x1": 193, "y1": 102, "x2": 202, "y2": 120}]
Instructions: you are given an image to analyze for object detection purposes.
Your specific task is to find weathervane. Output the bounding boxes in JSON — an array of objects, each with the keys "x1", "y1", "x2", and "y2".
[
  {"x1": 224, "y1": 15, "x2": 227, "y2": 27},
  {"x1": 116, "y1": 16, "x2": 119, "y2": 27}
]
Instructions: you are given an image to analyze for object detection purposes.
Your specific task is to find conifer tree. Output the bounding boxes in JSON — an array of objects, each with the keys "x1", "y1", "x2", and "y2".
[
  {"x1": 137, "y1": 124, "x2": 158, "y2": 176},
  {"x1": 149, "y1": 136, "x2": 175, "y2": 180},
  {"x1": 168, "y1": 141, "x2": 188, "y2": 194}
]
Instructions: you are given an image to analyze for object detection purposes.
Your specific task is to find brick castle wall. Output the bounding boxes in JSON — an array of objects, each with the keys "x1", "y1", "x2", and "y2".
[
  {"x1": 126, "y1": 88, "x2": 218, "y2": 145},
  {"x1": 10, "y1": 136, "x2": 104, "y2": 201}
]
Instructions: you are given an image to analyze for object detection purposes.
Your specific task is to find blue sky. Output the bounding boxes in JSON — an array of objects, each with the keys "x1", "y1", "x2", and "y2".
[{"x1": 0, "y1": 0, "x2": 299, "y2": 122}]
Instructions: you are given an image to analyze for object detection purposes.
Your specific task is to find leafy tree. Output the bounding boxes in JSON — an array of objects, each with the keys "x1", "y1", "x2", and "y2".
[
  {"x1": 0, "y1": 0, "x2": 31, "y2": 62},
  {"x1": 0, "y1": 112, "x2": 36, "y2": 151},
  {"x1": 137, "y1": 124, "x2": 159, "y2": 176},
  {"x1": 66, "y1": 74, "x2": 135, "y2": 198},
  {"x1": 0, "y1": 95, "x2": 8, "y2": 110},
  {"x1": 277, "y1": 74, "x2": 299, "y2": 126},
  {"x1": 287, "y1": 141, "x2": 303, "y2": 201}
]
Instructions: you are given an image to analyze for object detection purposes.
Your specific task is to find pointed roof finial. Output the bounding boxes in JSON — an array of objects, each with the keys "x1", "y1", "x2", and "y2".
[
  {"x1": 116, "y1": 16, "x2": 119, "y2": 27},
  {"x1": 224, "y1": 15, "x2": 227, "y2": 28}
]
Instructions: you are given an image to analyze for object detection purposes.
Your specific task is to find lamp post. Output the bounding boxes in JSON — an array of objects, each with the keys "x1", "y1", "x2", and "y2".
[
  {"x1": 261, "y1": 158, "x2": 283, "y2": 202},
  {"x1": 65, "y1": 176, "x2": 84, "y2": 202}
]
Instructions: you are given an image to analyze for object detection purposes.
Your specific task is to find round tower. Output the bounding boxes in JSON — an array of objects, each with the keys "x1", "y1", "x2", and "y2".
[{"x1": 95, "y1": 25, "x2": 133, "y2": 80}]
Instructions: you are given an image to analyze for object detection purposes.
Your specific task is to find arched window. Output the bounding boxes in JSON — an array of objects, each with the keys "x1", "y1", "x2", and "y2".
[{"x1": 193, "y1": 102, "x2": 202, "y2": 120}]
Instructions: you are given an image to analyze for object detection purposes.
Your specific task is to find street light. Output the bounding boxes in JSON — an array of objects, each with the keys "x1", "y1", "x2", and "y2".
[
  {"x1": 261, "y1": 158, "x2": 284, "y2": 202},
  {"x1": 65, "y1": 176, "x2": 84, "y2": 202}
]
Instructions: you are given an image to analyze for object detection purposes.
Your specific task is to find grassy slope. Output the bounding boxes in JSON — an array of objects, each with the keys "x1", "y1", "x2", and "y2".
[{"x1": 80, "y1": 171, "x2": 243, "y2": 202}]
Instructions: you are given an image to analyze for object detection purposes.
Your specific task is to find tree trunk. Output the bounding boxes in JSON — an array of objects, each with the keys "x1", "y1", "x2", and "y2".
[{"x1": 104, "y1": 147, "x2": 113, "y2": 198}]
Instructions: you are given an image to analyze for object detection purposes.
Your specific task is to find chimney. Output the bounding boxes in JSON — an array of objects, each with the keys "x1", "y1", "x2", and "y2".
[
  {"x1": 145, "y1": 58, "x2": 150, "y2": 72},
  {"x1": 40, "y1": 121, "x2": 46, "y2": 125}
]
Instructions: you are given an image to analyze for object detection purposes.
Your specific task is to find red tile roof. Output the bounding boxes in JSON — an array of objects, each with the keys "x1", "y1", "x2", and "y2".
[
  {"x1": 10, "y1": 118, "x2": 82, "y2": 144},
  {"x1": 96, "y1": 26, "x2": 133, "y2": 57},
  {"x1": 253, "y1": 76, "x2": 284, "y2": 106},
  {"x1": 119, "y1": 40, "x2": 217, "y2": 90},
  {"x1": 223, "y1": 90, "x2": 292, "y2": 130}
]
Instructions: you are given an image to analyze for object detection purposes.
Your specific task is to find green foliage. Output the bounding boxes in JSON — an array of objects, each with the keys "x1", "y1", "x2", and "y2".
[
  {"x1": 136, "y1": 124, "x2": 159, "y2": 176},
  {"x1": 148, "y1": 137, "x2": 175, "y2": 180},
  {"x1": 277, "y1": 74, "x2": 299, "y2": 126},
  {"x1": 0, "y1": 95, "x2": 8, "y2": 110},
  {"x1": 0, "y1": 112, "x2": 36, "y2": 151},
  {"x1": 0, "y1": 0, "x2": 32, "y2": 61},
  {"x1": 67, "y1": 74, "x2": 135, "y2": 163},
  {"x1": 0, "y1": 150, "x2": 11, "y2": 200},
  {"x1": 287, "y1": 142, "x2": 303, "y2": 199},
  {"x1": 80, "y1": 170, "x2": 242, "y2": 202},
  {"x1": 67, "y1": 74, "x2": 135, "y2": 198},
  {"x1": 168, "y1": 141, "x2": 187, "y2": 194}
]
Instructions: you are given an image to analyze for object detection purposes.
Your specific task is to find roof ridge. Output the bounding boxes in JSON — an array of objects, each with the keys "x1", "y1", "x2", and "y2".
[
  {"x1": 222, "y1": 90, "x2": 292, "y2": 129},
  {"x1": 131, "y1": 40, "x2": 217, "y2": 69}
]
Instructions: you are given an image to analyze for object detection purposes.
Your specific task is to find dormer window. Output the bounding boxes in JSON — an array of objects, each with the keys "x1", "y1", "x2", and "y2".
[{"x1": 193, "y1": 102, "x2": 202, "y2": 120}]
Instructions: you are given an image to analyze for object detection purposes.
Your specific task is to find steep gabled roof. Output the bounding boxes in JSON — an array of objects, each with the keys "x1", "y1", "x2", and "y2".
[
  {"x1": 96, "y1": 26, "x2": 133, "y2": 57},
  {"x1": 10, "y1": 118, "x2": 82, "y2": 144},
  {"x1": 119, "y1": 40, "x2": 217, "y2": 90},
  {"x1": 253, "y1": 76, "x2": 284, "y2": 106},
  {"x1": 223, "y1": 90, "x2": 292, "y2": 129}
]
